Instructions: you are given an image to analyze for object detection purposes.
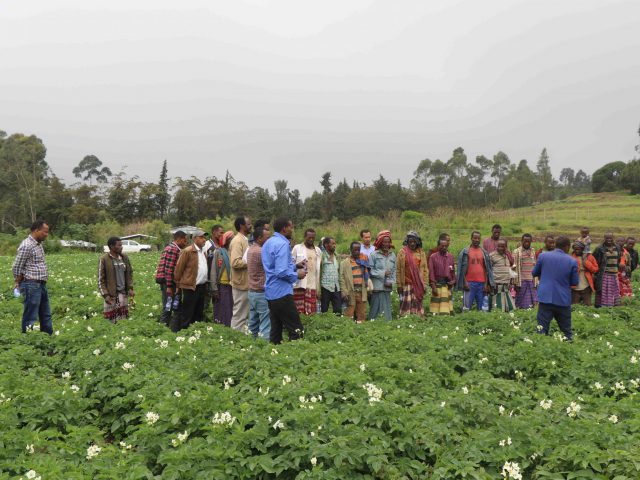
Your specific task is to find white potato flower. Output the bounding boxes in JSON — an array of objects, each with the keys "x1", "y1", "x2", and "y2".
[
  {"x1": 501, "y1": 461, "x2": 522, "y2": 479},
  {"x1": 86, "y1": 444, "x2": 101, "y2": 460},
  {"x1": 539, "y1": 399, "x2": 552, "y2": 410},
  {"x1": 566, "y1": 402, "x2": 581, "y2": 418},
  {"x1": 212, "y1": 411, "x2": 236, "y2": 426},
  {"x1": 363, "y1": 383, "x2": 383, "y2": 404},
  {"x1": 145, "y1": 411, "x2": 160, "y2": 425}
]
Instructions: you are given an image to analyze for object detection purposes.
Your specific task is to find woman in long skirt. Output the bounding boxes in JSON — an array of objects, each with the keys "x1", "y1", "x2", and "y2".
[
  {"x1": 489, "y1": 240, "x2": 515, "y2": 312},
  {"x1": 616, "y1": 238, "x2": 633, "y2": 297},
  {"x1": 594, "y1": 235, "x2": 621, "y2": 307},
  {"x1": 368, "y1": 231, "x2": 397, "y2": 320},
  {"x1": 210, "y1": 231, "x2": 235, "y2": 327},
  {"x1": 396, "y1": 231, "x2": 428, "y2": 316},
  {"x1": 512, "y1": 234, "x2": 538, "y2": 309},
  {"x1": 427, "y1": 238, "x2": 455, "y2": 315}
]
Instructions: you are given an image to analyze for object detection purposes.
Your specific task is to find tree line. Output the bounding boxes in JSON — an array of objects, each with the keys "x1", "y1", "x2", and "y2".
[{"x1": 1, "y1": 127, "x2": 639, "y2": 240}]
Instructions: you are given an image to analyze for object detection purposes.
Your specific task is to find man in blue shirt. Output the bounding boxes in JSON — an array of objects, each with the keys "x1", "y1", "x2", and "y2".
[
  {"x1": 532, "y1": 235, "x2": 579, "y2": 341},
  {"x1": 262, "y1": 217, "x2": 306, "y2": 344}
]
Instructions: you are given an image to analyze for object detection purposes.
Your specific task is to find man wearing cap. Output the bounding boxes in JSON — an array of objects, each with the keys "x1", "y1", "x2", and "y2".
[{"x1": 171, "y1": 229, "x2": 209, "y2": 332}]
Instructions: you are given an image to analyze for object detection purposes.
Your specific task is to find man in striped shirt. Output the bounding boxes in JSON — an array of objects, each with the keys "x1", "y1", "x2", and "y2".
[
  {"x1": 340, "y1": 242, "x2": 370, "y2": 323},
  {"x1": 12, "y1": 220, "x2": 52, "y2": 334}
]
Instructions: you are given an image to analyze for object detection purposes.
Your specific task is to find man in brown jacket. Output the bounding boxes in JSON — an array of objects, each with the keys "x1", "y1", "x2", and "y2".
[
  {"x1": 98, "y1": 237, "x2": 134, "y2": 323},
  {"x1": 171, "y1": 229, "x2": 209, "y2": 332},
  {"x1": 229, "y1": 216, "x2": 252, "y2": 331}
]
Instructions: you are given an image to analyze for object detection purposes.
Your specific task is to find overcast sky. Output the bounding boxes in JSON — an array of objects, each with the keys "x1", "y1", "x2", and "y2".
[{"x1": 1, "y1": 0, "x2": 639, "y2": 195}]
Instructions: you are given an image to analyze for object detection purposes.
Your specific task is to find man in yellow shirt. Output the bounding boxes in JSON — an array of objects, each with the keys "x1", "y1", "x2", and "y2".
[{"x1": 229, "y1": 216, "x2": 252, "y2": 331}]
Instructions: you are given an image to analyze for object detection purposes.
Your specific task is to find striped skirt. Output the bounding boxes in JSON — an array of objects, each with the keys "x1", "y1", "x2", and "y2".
[
  {"x1": 103, "y1": 293, "x2": 129, "y2": 323},
  {"x1": 214, "y1": 283, "x2": 233, "y2": 327},
  {"x1": 491, "y1": 284, "x2": 514, "y2": 312},
  {"x1": 596, "y1": 273, "x2": 620, "y2": 307},
  {"x1": 400, "y1": 284, "x2": 424, "y2": 316},
  {"x1": 515, "y1": 280, "x2": 537, "y2": 309},
  {"x1": 294, "y1": 288, "x2": 317, "y2": 315},
  {"x1": 429, "y1": 286, "x2": 453, "y2": 315},
  {"x1": 618, "y1": 272, "x2": 633, "y2": 297}
]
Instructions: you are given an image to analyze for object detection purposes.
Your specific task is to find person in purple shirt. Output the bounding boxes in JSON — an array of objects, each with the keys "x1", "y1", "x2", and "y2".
[
  {"x1": 261, "y1": 217, "x2": 307, "y2": 344},
  {"x1": 482, "y1": 224, "x2": 502, "y2": 253},
  {"x1": 532, "y1": 235, "x2": 579, "y2": 341}
]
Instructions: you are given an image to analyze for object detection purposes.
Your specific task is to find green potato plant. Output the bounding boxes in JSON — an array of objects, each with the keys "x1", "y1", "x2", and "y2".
[{"x1": 0, "y1": 253, "x2": 638, "y2": 479}]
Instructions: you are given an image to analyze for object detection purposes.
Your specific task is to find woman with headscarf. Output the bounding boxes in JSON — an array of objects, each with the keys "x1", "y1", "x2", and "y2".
[
  {"x1": 489, "y1": 239, "x2": 515, "y2": 312},
  {"x1": 396, "y1": 231, "x2": 428, "y2": 316},
  {"x1": 593, "y1": 233, "x2": 621, "y2": 307},
  {"x1": 209, "y1": 230, "x2": 235, "y2": 327},
  {"x1": 368, "y1": 230, "x2": 397, "y2": 320},
  {"x1": 570, "y1": 240, "x2": 598, "y2": 305},
  {"x1": 616, "y1": 237, "x2": 633, "y2": 298}
]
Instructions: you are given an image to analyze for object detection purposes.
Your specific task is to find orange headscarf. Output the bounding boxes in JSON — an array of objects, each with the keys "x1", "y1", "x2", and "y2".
[
  {"x1": 374, "y1": 230, "x2": 394, "y2": 249},
  {"x1": 221, "y1": 230, "x2": 235, "y2": 248}
]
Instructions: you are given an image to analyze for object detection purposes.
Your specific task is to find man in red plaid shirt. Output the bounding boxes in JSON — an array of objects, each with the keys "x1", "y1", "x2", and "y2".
[{"x1": 155, "y1": 230, "x2": 188, "y2": 325}]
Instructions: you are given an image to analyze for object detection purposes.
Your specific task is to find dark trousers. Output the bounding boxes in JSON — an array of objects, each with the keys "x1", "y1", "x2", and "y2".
[
  {"x1": 571, "y1": 287, "x2": 592, "y2": 306},
  {"x1": 320, "y1": 287, "x2": 342, "y2": 314},
  {"x1": 20, "y1": 280, "x2": 53, "y2": 334},
  {"x1": 536, "y1": 302, "x2": 572, "y2": 340},
  {"x1": 159, "y1": 283, "x2": 173, "y2": 325},
  {"x1": 267, "y1": 294, "x2": 304, "y2": 344},
  {"x1": 171, "y1": 284, "x2": 206, "y2": 332}
]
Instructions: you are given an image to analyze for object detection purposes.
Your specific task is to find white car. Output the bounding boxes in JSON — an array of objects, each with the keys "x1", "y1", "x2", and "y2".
[{"x1": 103, "y1": 239, "x2": 152, "y2": 253}]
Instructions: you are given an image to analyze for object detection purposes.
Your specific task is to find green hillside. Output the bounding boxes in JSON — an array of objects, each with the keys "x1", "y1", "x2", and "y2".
[{"x1": 319, "y1": 191, "x2": 640, "y2": 254}]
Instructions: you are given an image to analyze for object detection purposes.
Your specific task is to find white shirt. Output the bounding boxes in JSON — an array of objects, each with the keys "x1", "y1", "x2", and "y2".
[
  {"x1": 195, "y1": 245, "x2": 208, "y2": 285},
  {"x1": 203, "y1": 240, "x2": 219, "y2": 253},
  {"x1": 360, "y1": 243, "x2": 375, "y2": 259}
]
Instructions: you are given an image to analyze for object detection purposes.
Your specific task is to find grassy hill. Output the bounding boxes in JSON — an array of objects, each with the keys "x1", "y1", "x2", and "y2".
[{"x1": 318, "y1": 191, "x2": 640, "y2": 254}]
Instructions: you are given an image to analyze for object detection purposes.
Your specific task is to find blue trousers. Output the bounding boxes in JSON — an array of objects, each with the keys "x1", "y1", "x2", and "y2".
[
  {"x1": 537, "y1": 302, "x2": 572, "y2": 340},
  {"x1": 248, "y1": 290, "x2": 271, "y2": 340},
  {"x1": 463, "y1": 281, "x2": 485, "y2": 311},
  {"x1": 20, "y1": 280, "x2": 53, "y2": 334}
]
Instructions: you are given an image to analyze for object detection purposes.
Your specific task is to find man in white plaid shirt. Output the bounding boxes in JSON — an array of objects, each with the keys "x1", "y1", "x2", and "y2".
[{"x1": 12, "y1": 220, "x2": 52, "y2": 334}]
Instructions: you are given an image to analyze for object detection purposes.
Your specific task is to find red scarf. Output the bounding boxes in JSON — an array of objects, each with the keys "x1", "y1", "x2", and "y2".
[{"x1": 403, "y1": 246, "x2": 425, "y2": 300}]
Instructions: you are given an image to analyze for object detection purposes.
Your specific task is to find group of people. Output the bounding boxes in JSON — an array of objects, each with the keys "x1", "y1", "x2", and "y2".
[
  {"x1": 11, "y1": 219, "x2": 638, "y2": 344},
  {"x1": 152, "y1": 219, "x2": 396, "y2": 343}
]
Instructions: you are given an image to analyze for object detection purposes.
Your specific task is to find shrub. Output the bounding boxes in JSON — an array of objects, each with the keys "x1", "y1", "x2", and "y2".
[{"x1": 401, "y1": 210, "x2": 425, "y2": 223}]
